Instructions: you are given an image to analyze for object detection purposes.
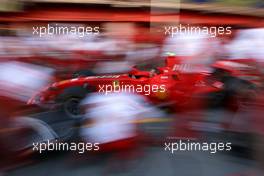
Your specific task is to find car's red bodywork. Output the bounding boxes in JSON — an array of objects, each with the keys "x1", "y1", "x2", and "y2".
[{"x1": 28, "y1": 56, "x2": 222, "y2": 111}]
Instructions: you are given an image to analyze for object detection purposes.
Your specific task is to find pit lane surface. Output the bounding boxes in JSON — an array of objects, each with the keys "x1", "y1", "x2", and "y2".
[
  {"x1": 6, "y1": 147, "x2": 255, "y2": 176},
  {"x1": 5, "y1": 109, "x2": 258, "y2": 176}
]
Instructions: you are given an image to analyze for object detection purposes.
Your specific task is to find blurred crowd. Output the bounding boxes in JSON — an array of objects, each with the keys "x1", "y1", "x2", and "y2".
[{"x1": 1, "y1": 23, "x2": 264, "y2": 69}]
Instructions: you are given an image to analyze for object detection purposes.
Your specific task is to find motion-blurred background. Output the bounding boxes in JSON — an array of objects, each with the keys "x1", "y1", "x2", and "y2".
[{"x1": 0, "y1": 0, "x2": 263, "y2": 176}]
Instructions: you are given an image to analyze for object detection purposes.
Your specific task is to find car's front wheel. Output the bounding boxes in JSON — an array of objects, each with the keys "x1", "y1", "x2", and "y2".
[
  {"x1": 63, "y1": 97, "x2": 84, "y2": 119},
  {"x1": 57, "y1": 86, "x2": 90, "y2": 119}
]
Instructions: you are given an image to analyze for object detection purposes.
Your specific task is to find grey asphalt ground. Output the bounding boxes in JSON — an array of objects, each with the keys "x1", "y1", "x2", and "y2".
[
  {"x1": 6, "y1": 147, "x2": 256, "y2": 176},
  {"x1": 5, "y1": 109, "x2": 259, "y2": 176}
]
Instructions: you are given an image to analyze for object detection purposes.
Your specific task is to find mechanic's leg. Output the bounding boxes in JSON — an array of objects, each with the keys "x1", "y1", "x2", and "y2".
[{"x1": 254, "y1": 134, "x2": 264, "y2": 176}]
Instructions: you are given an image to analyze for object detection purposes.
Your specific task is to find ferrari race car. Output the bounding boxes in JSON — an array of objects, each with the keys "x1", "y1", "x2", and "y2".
[{"x1": 28, "y1": 56, "x2": 223, "y2": 117}]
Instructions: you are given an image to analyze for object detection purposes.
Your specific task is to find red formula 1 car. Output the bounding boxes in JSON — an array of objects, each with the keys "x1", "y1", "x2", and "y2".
[{"x1": 27, "y1": 56, "x2": 223, "y2": 118}]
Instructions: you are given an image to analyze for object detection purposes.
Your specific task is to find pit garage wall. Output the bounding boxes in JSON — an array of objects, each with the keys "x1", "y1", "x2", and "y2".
[
  {"x1": 0, "y1": 3, "x2": 263, "y2": 25},
  {"x1": 0, "y1": 2, "x2": 263, "y2": 43}
]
